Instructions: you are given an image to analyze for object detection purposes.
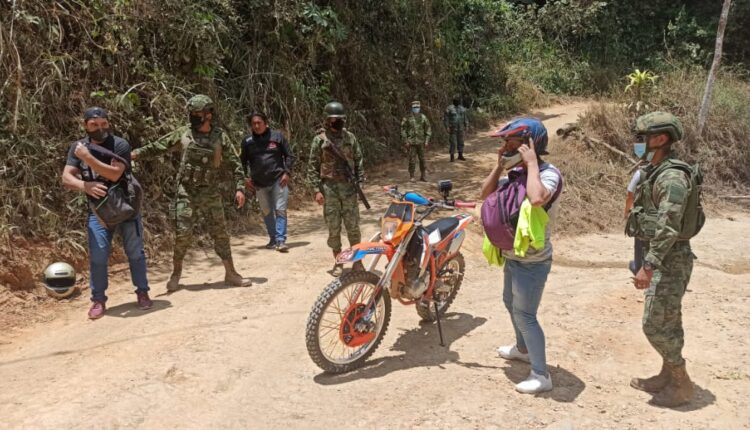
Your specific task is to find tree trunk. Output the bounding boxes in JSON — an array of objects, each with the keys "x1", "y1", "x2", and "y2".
[{"x1": 697, "y1": 0, "x2": 733, "y2": 136}]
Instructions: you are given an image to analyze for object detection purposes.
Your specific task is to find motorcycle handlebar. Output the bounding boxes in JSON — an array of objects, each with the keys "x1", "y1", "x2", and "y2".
[{"x1": 454, "y1": 200, "x2": 476, "y2": 209}]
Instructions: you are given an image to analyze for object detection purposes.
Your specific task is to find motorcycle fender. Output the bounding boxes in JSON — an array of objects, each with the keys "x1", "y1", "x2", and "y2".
[
  {"x1": 447, "y1": 230, "x2": 466, "y2": 255},
  {"x1": 337, "y1": 242, "x2": 393, "y2": 263}
]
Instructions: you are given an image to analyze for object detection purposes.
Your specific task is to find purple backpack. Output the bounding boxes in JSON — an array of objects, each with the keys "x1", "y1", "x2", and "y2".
[{"x1": 481, "y1": 165, "x2": 563, "y2": 250}]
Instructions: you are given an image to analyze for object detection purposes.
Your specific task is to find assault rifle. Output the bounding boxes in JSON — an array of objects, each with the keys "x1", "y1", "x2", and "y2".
[{"x1": 325, "y1": 138, "x2": 371, "y2": 210}]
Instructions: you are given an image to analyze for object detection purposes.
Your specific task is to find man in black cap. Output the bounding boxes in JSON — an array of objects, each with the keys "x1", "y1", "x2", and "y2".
[{"x1": 61, "y1": 107, "x2": 152, "y2": 319}]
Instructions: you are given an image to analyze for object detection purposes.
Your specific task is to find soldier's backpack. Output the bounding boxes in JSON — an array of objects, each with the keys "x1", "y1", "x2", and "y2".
[
  {"x1": 647, "y1": 159, "x2": 706, "y2": 240},
  {"x1": 481, "y1": 165, "x2": 563, "y2": 250}
]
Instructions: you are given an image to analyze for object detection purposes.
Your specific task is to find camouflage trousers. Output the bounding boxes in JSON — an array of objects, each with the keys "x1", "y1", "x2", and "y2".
[
  {"x1": 642, "y1": 242, "x2": 695, "y2": 366},
  {"x1": 449, "y1": 128, "x2": 465, "y2": 155},
  {"x1": 407, "y1": 143, "x2": 426, "y2": 177},
  {"x1": 170, "y1": 187, "x2": 232, "y2": 262},
  {"x1": 322, "y1": 180, "x2": 361, "y2": 252}
]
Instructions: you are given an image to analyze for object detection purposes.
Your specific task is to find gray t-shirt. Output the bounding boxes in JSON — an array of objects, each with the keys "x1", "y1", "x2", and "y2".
[{"x1": 499, "y1": 163, "x2": 562, "y2": 262}]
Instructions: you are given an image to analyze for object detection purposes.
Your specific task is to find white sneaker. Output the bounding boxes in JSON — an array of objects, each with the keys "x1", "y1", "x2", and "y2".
[
  {"x1": 496, "y1": 344, "x2": 530, "y2": 363},
  {"x1": 515, "y1": 370, "x2": 553, "y2": 394}
]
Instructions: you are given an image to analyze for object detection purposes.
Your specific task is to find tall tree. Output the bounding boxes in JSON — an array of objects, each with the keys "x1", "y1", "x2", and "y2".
[{"x1": 697, "y1": 0, "x2": 733, "y2": 136}]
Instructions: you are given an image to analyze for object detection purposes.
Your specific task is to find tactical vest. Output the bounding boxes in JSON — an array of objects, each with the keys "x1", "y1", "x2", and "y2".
[
  {"x1": 625, "y1": 158, "x2": 705, "y2": 241},
  {"x1": 177, "y1": 129, "x2": 223, "y2": 188},
  {"x1": 319, "y1": 129, "x2": 355, "y2": 181}
]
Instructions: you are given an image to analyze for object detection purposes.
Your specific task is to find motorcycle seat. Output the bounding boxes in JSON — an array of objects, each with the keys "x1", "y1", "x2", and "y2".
[{"x1": 424, "y1": 217, "x2": 459, "y2": 239}]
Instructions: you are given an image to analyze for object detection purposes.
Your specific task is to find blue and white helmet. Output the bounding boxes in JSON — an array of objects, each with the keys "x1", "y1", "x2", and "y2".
[{"x1": 491, "y1": 117, "x2": 549, "y2": 155}]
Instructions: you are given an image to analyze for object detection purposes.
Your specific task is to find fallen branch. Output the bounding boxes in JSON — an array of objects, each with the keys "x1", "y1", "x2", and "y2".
[
  {"x1": 583, "y1": 136, "x2": 637, "y2": 164},
  {"x1": 721, "y1": 195, "x2": 750, "y2": 199}
]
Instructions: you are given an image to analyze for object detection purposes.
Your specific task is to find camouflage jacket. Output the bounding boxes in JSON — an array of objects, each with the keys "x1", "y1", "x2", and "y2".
[
  {"x1": 443, "y1": 104, "x2": 468, "y2": 130},
  {"x1": 633, "y1": 156, "x2": 691, "y2": 268},
  {"x1": 133, "y1": 125, "x2": 244, "y2": 194},
  {"x1": 307, "y1": 127, "x2": 364, "y2": 192},
  {"x1": 400, "y1": 113, "x2": 432, "y2": 145}
]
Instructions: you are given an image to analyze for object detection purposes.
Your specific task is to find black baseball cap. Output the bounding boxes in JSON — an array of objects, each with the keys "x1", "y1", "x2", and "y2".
[{"x1": 83, "y1": 106, "x2": 109, "y2": 121}]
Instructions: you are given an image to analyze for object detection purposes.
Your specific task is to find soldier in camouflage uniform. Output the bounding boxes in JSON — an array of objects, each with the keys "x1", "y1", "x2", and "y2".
[
  {"x1": 308, "y1": 101, "x2": 365, "y2": 277},
  {"x1": 400, "y1": 100, "x2": 432, "y2": 182},
  {"x1": 443, "y1": 95, "x2": 468, "y2": 162},
  {"x1": 132, "y1": 95, "x2": 248, "y2": 291},
  {"x1": 627, "y1": 112, "x2": 697, "y2": 407}
]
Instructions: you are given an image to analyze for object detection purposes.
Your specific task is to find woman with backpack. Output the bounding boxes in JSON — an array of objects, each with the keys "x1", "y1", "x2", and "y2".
[{"x1": 479, "y1": 117, "x2": 563, "y2": 394}]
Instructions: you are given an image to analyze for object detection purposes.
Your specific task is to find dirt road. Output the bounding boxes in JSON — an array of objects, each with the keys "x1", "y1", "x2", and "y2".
[{"x1": 1, "y1": 104, "x2": 748, "y2": 429}]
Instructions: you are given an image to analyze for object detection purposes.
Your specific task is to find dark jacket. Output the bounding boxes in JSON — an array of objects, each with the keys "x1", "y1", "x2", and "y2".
[{"x1": 240, "y1": 129, "x2": 295, "y2": 188}]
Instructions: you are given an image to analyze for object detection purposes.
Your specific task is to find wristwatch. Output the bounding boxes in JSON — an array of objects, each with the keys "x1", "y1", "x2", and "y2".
[{"x1": 643, "y1": 261, "x2": 655, "y2": 272}]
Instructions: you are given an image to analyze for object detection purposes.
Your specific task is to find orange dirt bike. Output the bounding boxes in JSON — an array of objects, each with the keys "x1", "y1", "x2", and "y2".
[{"x1": 305, "y1": 180, "x2": 476, "y2": 373}]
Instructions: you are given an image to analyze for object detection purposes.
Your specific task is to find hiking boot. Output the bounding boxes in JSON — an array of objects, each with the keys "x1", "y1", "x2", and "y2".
[
  {"x1": 166, "y1": 273, "x2": 181, "y2": 292},
  {"x1": 332, "y1": 263, "x2": 344, "y2": 277},
  {"x1": 352, "y1": 261, "x2": 365, "y2": 272},
  {"x1": 450, "y1": 153, "x2": 455, "y2": 162},
  {"x1": 166, "y1": 260, "x2": 182, "y2": 292},
  {"x1": 88, "y1": 301, "x2": 106, "y2": 320},
  {"x1": 264, "y1": 239, "x2": 276, "y2": 249},
  {"x1": 458, "y1": 153, "x2": 466, "y2": 161},
  {"x1": 515, "y1": 370, "x2": 553, "y2": 394},
  {"x1": 651, "y1": 364, "x2": 694, "y2": 407},
  {"x1": 497, "y1": 344, "x2": 530, "y2": 363},
  {"x1": 631, "y1": 362, "x2": 670, "y2": 393},
  {"x1": 224, "y1": 271, "x2": 246, "y2": 286},
  {"x1": 409, "y1": 176, "x2": 416, "y2": 182},
  {"x1": 136, "y1": 291, "x2": 153, "y2": 310},
  {"x1": 222, "y1": 259, "x2": 249, "y2": 286},
  {"x1": 419, "y1": 175, "x2": 427, "y2": 182},
  {"x1": 276, "y1": 241, "x2": 289, "y2": 253}
]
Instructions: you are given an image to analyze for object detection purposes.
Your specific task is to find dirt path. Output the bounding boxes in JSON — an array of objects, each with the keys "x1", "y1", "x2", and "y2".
[{"x1": 1, "y1": 103, "x2": 749, "y2": 429}]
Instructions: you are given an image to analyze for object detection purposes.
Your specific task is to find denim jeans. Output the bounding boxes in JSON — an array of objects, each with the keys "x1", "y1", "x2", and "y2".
[
  {"x1": 502, "y1": 258, "x2": 552, "y2": 375},
  {"x1": 255, "y1": 178, "x2": 289, "y2": 243},
  {"x1": 87, "y1": 214, "x2": 149, "y2": 303}
]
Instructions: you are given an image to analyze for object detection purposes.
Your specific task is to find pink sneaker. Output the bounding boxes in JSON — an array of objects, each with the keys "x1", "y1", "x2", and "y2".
[
  {"x1": 136, "y1": 291, "x2": 153, "y2": 310},
  {"x1": 88, "y1": 301, "x2": 106, "y2": 319}
]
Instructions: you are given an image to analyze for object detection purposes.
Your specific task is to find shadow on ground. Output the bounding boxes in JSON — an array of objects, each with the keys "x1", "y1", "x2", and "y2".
[{"x1": 314, "y1": 312, "x2": 494, "y2": 385}]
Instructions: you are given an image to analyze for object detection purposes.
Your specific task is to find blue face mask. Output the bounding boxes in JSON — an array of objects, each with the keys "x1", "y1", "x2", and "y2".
[
  {"x1": 633, "y1": 142, "x2": 646, "y2": 159},
  {"x1": 411, "y1": 107, "x2": 420, "y2": 114}
]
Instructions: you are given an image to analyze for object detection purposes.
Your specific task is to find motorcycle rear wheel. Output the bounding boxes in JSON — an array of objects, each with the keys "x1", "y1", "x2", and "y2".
[
  {"x1": 305, "y1": 270, "x2": 391, "y2": 374},
  {"x1": 416, "y1": 253, "x2": 465, "y2": 322}
]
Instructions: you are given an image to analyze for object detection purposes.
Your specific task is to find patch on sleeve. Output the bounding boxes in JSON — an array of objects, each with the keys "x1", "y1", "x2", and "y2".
[{"x1": 666, "y1": 183, "x2": 687, "y2": 204}]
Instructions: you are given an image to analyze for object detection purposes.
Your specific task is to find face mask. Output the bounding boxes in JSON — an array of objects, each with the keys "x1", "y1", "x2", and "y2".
[
  {"x1": 502, "y1": 152, "x2": 523, "y2": 169},
  {"x1": 412, "y1": 107, "x2": 420, "y2": 114},
  {"x1": 87, "y1": 128, "x2": 111, "y2": 142},
  {"x1": 645, "y1": 150, "x2": 656, "y2": 162},
  {"x1": 190, "y1": 115, "x2": 205, "y2": 130},
  {"x1": 633, "y1": 142, "x2": 646, "y2": 159},
  {"x1": 330, "y1": 118, "x2": 345, "y2": 131}
]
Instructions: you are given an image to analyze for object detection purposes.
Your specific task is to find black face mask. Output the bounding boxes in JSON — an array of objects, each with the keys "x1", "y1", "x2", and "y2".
[
  {"x1": 87, "y1": 128, "x2": 111, "y2": 142},
  {"x1": 190, "y1": 115, "x2": 205, "y2": 130},
  {"x1": 330, "y1": 118, "x2": 345, "y2": 131}
]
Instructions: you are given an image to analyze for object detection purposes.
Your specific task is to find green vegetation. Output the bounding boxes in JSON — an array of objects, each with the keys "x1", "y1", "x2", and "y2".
[{"x1": 1, "y1": 0, "x2": 748, "y2": 263}]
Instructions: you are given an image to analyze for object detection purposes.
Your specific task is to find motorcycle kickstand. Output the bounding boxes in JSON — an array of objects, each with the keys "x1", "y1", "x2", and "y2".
[{"x1": 434, "y1": 301, "x2": 445, "y2": 347}]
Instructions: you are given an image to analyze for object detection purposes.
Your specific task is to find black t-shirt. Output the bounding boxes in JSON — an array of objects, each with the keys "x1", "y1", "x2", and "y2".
[{"x1": 66, "y1": 135, "x2": 131, "y2": 184}]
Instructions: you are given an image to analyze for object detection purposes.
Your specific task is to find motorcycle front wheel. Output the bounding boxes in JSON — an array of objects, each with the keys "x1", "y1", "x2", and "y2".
[{"x1": 305, "y1": 270, "x2": 391, "y2": 374}]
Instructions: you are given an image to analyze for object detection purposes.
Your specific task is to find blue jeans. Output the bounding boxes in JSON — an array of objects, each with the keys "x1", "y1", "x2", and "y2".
[
  {"x1": 256, "y1": 178, "x2": 289, "y2": 243},
  {"x1": 87, "y1": 214, "x2": 149, "y2": 303},
  {"x1": 502, "y1": 258, "x2": 552, "y2": 375}
]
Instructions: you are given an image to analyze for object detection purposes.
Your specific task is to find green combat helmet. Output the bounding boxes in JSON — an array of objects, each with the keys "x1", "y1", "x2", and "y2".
[
  {"x1": 324, "y1": 101, "x2": 346, "y2": 118},
  {"x1": 634, "y1": 111, "x2": 684, "y2": 142},
  {"x1": 42, "y1": 262, "x2": 77, "y2": 299},
  {"x1": 187, "y1": 94, "x2": 214, "y2": 112}
]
